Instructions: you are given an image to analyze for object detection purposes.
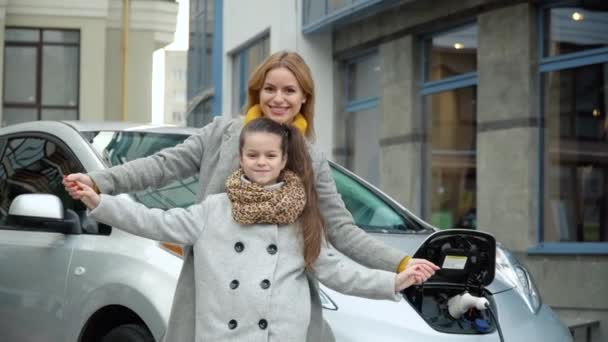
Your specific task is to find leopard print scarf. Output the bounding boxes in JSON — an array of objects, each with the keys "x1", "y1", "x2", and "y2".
[{"x1": 225, "y1": 169, "x2": 306, "y2": 225}]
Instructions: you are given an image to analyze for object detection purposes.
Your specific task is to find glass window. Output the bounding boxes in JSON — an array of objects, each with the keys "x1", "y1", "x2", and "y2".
[
  {"x1": 426, "y1": 24, "x2": 478, "y2": 82},
  {"x1": 187, "y1": 0, "x2": 214, "y2": 102},
  {"x1": 346, "y1": 53, "x2": 380, "y2": 101},
  {"x1": 543, "y1": 6, "x2": 608, "y2": 58},
  {"x1": 303, "y1": 0, "x2": 326, "y2": 24},
  {"x1": 232, "y1": 35, "x2": 270, "y2": 114},
  {"x1": 0, "y1": 136, "x2": 85, "y2": 221},
  {"x1": 42, "y1": 46, "x2": 79, "y2": 106},
  {"x1": 426, "y1": 86, "x2": 477, "y2": 230},
  {"x1": 341, "y1": 53, "x2": 381, "y2": 187},
  {"x1": 331, "y1": 164, "x2": 421, "y2": 233},
  {"x1": 5, "y1": 28, "x2": 39, "y2": 42},
  {"x1": 542, "y1": 63, "x2": 607, "y2": 242},
  {"x1": 346, "y1": 108, "x2": 380, "y2": 186},
  {"x1": 3, "y1": 46, "x2": 37, "y2": 104},
  {"x1": 3, "y1": 28, "x2": 80, "y2": 125},
  {"x1": 88, "y1": 131, "x2": 199, "y2": 209}
]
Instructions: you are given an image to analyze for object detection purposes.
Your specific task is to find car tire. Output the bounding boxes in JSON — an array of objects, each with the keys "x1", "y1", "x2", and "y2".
[{"x1": 100, "y1": 324, "x2": 155, "y2": 342}]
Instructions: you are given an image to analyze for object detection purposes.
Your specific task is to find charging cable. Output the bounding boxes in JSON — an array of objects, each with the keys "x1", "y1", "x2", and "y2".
[{"x1": 485, "y1": 302, "x2": 505, "y2": 342}]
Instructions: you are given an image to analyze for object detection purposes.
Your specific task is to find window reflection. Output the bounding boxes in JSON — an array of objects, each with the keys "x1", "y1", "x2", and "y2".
[
  {"x1": 542, "y1": 63, "x2": 607, "y2": 242},
  {"x1": 426, "y1": 25, "x2": 478, "y2": 81},
  {"x1": 426, "y1": 86, "x2": 477, "y2": 229},
  {"x1": 544, "y1": 6, "x2": 608, "y2": 57}
]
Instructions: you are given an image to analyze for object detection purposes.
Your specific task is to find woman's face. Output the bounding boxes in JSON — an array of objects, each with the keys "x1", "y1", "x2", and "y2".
[
  {"x1": 259, "y1": 67, "x2": 306, "y2": 125},
  {"x1": 240, "y1": 132, "x2": 287, "y2": 186}
]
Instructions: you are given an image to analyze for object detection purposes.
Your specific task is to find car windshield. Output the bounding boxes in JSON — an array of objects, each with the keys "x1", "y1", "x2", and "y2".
[
  {"x1": 83, "y1": 130, "x2": 425, "y2": 233},
  {"x1": 84, "y1": 131, "x2": 198, "y2": 209}
]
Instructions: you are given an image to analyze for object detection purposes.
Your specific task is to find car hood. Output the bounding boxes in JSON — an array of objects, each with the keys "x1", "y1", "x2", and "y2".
[{"x1": 368, "y1": 232, "x2": 515, "y2": 293}]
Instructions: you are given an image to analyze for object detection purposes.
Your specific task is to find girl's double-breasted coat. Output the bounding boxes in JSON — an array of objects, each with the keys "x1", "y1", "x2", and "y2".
[
  {"x1": 89, "y1": 191, "x2": 400, "y2": 342},
  {"x1": 88, "y1": 116, "x2": 406, "y2": 342}
]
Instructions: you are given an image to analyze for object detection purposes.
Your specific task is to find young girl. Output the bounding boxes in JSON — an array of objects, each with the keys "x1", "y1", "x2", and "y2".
[{"x1": 74, "y1": 118, "x2": 432, "y2": 342}]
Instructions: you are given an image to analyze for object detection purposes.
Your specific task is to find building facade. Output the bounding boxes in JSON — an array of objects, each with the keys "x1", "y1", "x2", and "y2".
[
  {"x1": 0, "y1": 0, "x2": 178, "y2": 125},
  {"x1": 196, "y1": 0, "x2": 608, "y2": 340},
  {"x1": 164, "y1": 49, "x2": 187, "y2": 125}
]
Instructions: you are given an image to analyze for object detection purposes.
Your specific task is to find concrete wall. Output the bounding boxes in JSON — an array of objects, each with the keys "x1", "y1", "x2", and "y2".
[
  {"x1": 378, "y1": 35, "x2": 424, "y2": 213},
  {"x1": 222, "y1": 0, "x2": 334, "y2": 154}
]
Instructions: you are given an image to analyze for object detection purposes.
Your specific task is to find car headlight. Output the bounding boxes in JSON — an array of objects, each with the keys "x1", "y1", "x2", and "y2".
[{"x1": 495, "y1": 245, "x2": 542, "y2": 313}]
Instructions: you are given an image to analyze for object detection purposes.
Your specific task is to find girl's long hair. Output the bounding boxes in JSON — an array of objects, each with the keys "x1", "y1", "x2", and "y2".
[{"x1": 239, "y1": 118, "x2": 326, "y2": 269}]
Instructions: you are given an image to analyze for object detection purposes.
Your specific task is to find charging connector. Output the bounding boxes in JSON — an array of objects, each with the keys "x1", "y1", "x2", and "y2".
[{"x1": 447, "y1": 292, "x2": 489, "y2": 319}]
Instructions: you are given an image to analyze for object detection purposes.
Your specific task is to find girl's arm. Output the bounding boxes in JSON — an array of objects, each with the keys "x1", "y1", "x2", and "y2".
[
  {"x1": 311, "y1": 242, "x2": 429, "y2": 301},
  {"x1": 76, "y1": 181, "x2": 206, "y2": 245}
]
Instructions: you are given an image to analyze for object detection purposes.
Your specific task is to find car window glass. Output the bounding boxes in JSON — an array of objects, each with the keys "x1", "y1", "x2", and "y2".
[
  {"x1": 331, "y1": 165, "x2": 418, "y2": 233},
  {"x1": 0, "y1": 136, "x2": 85, "y2": 223},
  {"x1": 89, "y1": 131, "x2": 198, "y2": 209}
]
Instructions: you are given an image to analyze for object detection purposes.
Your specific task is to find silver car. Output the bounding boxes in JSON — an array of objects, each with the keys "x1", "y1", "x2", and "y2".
[{"x1": 0, "y1": 120, "x2": 572, "y2": 342}]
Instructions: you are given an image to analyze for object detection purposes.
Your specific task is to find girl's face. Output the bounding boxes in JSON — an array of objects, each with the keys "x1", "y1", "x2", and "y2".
[
  {"x1": 259, "y1": 67, "x2": 306, "y2": 125},
  {"x1": 240, "y1": 132, "x2": 287, "y2": 186}
]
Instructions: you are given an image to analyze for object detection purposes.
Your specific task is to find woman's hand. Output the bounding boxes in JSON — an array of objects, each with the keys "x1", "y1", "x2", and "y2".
[
  {"x1": 70, "y1": 181, "x2": 101, "y2": 210},
  {"x1": 62, "y1": 173, "x2": 94, "y2": 200},
  {"x1": 395, "y1": 263, "x2": 439, "y2": 292},
  {"x1": 406, "y1": 258, "x2": 440, "y2": 279}
]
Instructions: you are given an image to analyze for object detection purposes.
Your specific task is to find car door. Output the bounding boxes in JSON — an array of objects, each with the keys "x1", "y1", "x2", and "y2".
[{"x1": 0, "y1": 134, "x2": 85, "y2": 342}]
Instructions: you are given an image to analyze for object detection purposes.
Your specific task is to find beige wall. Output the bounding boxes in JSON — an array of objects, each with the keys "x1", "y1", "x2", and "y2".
[{"x1": 105, "y1": 28, "x2": 156, "y2": 123}]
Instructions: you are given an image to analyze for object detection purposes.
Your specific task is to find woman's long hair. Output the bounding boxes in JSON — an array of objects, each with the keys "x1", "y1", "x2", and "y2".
[
  {"x1": 246, "y1": 51, "x2": 316, "y2": 140},
  {"x1": 239, "y1": 118, "x2": 326, "y2": 270}
]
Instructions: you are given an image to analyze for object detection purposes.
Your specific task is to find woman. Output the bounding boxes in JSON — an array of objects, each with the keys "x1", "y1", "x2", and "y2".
[
  {"x1": 64, "y1": 51, "x2": 437, "y2": 341},
  {"x1": 72, "y1": 118, "x2": 431, "y2": 341}
]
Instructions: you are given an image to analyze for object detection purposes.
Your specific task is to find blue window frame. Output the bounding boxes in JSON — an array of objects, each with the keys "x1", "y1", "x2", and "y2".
[
  {"x1": 231, "y1": 34, "x2": 270, "y2": 114},
  {"x1": 420, "y1": 23, "x2": 478, "y2": 230},
  {"x1": 302, "y1": 0, "x2": 400, "y2": 34},
  {"x1": 529, "y1": 1, "x2": 608, "y2": 255}
]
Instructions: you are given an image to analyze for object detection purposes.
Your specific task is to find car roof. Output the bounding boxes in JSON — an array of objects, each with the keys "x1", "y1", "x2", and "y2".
[{"x1": 63, "y1": 120, "x2": 200, "y2": 135}]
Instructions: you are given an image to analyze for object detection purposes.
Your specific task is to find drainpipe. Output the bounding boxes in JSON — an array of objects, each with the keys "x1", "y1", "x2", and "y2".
[{"x1": 121, "y1": 0, "x2": 130, "y2": 121}]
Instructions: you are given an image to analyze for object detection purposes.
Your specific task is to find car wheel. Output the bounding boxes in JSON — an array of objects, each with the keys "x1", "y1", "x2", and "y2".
[{"x1": 100, "y1": 324, "x2": 155, "y2": 342}]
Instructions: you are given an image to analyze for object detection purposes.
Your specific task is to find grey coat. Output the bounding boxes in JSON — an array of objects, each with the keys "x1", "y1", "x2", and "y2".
[
  {"x1": 89, "y1": 192, "x2": 400, "y2": 342},
  {"x1": 88, "y1": 116, "x2": 405, "y2": 341}
]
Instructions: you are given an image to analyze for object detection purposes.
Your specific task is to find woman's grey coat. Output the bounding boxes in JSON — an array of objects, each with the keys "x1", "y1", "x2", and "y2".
[
  {"x1": 89, "y1": 192, "x2": 400, "y2": 342},
  {"x1": 88, "y1": 116, "x2": 406, "y2": 342}
]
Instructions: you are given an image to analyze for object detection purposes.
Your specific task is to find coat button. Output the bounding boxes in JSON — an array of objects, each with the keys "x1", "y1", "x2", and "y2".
[
  {"x1": 230, "y1": 280, "x2": 239, "y2": 289},
  {"x1": 258, "y1": 319, "x2": 268, "y2": 330},
  {"x1": 234, "y1": 242, "x2": 244, "y2": 253},
  {"x1": 266, "y1": 244, "x2": 277, "y2": 255},
  {"x1": 260, "y1": 279, "x2": 271, "y2": 289},
  {"x1": 228, "y1": 319, "x2": 238, "y2": 330}
]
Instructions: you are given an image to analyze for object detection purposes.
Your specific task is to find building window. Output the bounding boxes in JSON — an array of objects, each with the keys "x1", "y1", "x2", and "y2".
[
  {"x1": 341, "y1": 52, "x2": 381, "y2": 187},
  {"x1": 539, "y1": 2, "x2": 608, "y2": 246},
  {"x1": 3, "y1": 28, "x2": 80, "y2": 126},
  {"x1": 188, "y1": 0, "x2": 214, "y2": 99},
  {"x1": 421, "y1": 23, "x2": 478, "y2": 230},
  {"x1": 231, "y1": 35, "x2": 270, "y2": 114}
]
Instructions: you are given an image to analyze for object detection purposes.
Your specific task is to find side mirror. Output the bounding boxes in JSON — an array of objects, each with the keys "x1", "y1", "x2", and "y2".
[{"x1": 7, "y1": 194, "x2": 82, "y2": 234}]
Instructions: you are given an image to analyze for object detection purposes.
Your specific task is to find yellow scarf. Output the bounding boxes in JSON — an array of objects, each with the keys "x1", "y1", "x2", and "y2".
[{"x1": 244, "y1": 104, "x2": 308, "y2": 135}]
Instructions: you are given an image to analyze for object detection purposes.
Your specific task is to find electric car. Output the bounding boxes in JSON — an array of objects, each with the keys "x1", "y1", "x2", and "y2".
[{"x1": 0, "y1": 120, "x2": 573, "y2": 341}]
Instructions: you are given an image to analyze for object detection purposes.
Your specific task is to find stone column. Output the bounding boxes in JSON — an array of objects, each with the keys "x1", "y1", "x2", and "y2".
[
  {"x1": 378, "y1": 35, "x2": 424, "y2": 215},
  {"x1": 477, "y1": 3, "x2": 538, "y2": 251}
]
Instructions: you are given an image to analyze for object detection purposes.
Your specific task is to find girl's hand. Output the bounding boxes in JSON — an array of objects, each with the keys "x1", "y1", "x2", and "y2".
[
  {"x1": 62, "y1": 173, "x2": 94, "y2": 200},
  {"x1": 395, "y1": 263, "x2": 438, "y2": 292},
  {"x1": 72, "y1": 181, "x2": 101, "y2": 209}
]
